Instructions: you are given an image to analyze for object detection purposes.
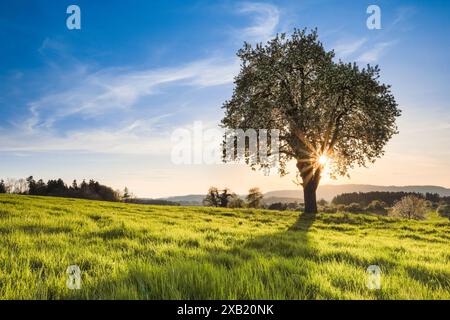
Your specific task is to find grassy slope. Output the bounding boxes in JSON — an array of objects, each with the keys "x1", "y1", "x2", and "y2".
[{"x1": 0, "y1": 194, "x2": 449, "y2": 300}]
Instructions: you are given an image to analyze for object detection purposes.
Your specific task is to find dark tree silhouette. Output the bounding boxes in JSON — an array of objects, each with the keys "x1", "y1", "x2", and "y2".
[
  {"x1": 0, "y1": 180, "x2": 6, "y2": 194},
  {"x1": 246, "y1": 187, "x2": 264, "y2": 208}
]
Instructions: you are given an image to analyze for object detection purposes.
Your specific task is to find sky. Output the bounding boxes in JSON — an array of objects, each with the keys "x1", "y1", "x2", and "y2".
[{"x1": 0, "y1": 0, "x2": 449, "y2": 197}]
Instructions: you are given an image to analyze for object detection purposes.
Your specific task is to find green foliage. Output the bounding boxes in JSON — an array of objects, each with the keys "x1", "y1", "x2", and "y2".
[
  {"x1": 227, "y1": 195, "x2": 245, "y2": 208},
  {"x1": 203, "y1": 187, "x2": 220, "y2": 207},
  {"x1": 0, "y1": 194, "x2": 448, "y2": 299},
  {"x1": 320, "y1": 205, "x2": 337, "y2": 214},
  {"x1": 203, "y1": 187, "x2": 234, "y2": 208},
  {"x1": 437, "y1": 204, "x2": 450, "y2": 219},
  {"x1": 345, "y1": 203, "x2": 364, "y2": 213},
  {"x1": 366, "y1": 200, "x2": 388, "y2": 215},
  {"x1": 0, "y1": 180, "x2": 6, "y2": 193},
  {"x1": 221, "y1": 28, "x2": 400, "y2": 179},
  {"x1": 246, "y1": 187, "x2": 264, "y2": 208},
  {"x1": 5, "y1": 176, "x2": 121, "y2": 201},
  {"x1": 333, "y1": 191, "x2": 425, "y2": 207}
]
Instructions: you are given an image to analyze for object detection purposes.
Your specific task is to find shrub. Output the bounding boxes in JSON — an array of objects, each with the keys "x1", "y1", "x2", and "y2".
[
  {"x1": 268, "y1": 202, "x2": 287, "y2": 211},
  {"x1": 391, "y1": 196, "x2": 427, "y2": 220},
  {"x1": 345, "y1": 203, "x2": 364, "y2": 213},
  {"x1": 436, "y1": 204, "x2": 450, "y2": 219},
  {"x1": 366, "y1": 200, "x2": 388, "y2": 215},
  {"x1": 320, "y1": 205, "x2": 337, "y2": 213},
  {"x1": 227, "y1": 195, "x2": 245, "y2": 208}
]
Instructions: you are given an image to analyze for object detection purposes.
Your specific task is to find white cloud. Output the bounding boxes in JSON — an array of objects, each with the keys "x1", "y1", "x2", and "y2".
[
  {"x1": 0, "y1": 117, "x2": 173, "y2": 155},
  {"x1": 357, "y1": 41, "x2": 395, "y2": 64},
  {"x1": 333, "y1": 38, "x2": 367, "y2": 58},
  {"x1": 3, "y1": 55, "x2": 240, "y2": 155},
  {"x1": 23, "y1": 58, "x2": 239, "y2": 131},
  {"x1": 237, "y1": 2, "x2": 280, "y2": 42}
]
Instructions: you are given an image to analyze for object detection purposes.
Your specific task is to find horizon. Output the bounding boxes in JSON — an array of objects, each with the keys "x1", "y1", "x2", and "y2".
[
  {"x1": 157, "y1": 183, "x2": 450, "y2": 199},
  {"x1": 1, "y1": 0, "x2": 449, "y2": 198}
]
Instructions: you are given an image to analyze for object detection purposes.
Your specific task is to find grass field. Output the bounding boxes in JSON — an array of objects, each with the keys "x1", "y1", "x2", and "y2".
[{"x1": 0, "y1": 194, "x2": 449, "y2": 299}]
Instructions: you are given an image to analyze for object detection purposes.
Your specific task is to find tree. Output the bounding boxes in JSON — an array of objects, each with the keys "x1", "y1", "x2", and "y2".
[
  {"x1": 7, "y1": 178, "x2": 29, "y2": 194},
  {"x1": 219, "y1": 188, "x2": 233, "y2": 208},
  {"x1": 246, "y1": 187, "x2": 264, "y2": 208},
  {"x1": 0, "y1": 180, "x2": 6, "y2": 193},
  {"x1": 123, "y1": 187, "x2": 131, "y2": 202},
  {"x1": 392, "y1": 196, "x2": 427, "y2": 220},
  {"x1": 437, "y1": 204, "x2": 450, "y2": 219},
  {"x1": 366, "y1": 200, "x2": 388, "y2": 215},
  {"x1": 221, "y1": 29, "x2": 400, "y2": 214},
  {"x1": 228, "y1": 194, "x2": 246, "y2": 208},
  {"x1": 203, "y1": 187, "x2": 220, "y2": 207},
  {"x1": 26, "y1": 176, "x2": 37, "y2": 194},
  {"x1": 71, "y1": 180, "x2": 79, "y2": 191}
]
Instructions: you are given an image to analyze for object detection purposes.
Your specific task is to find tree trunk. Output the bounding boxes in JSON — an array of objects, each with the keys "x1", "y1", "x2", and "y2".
[
  {"x1": 297, "y1": 161, "x2": 321, "y2": 215},
  {"x1": 303, "y1": 181, "x2": 318, "y2": 214}
]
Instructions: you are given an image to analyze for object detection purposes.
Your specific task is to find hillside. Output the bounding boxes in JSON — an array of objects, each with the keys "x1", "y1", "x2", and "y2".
[
  {"x1": 0, "y1": 194, "x2": 449, "y2": 299},
  {"x1": 159, "y1": 184, "x2": 450, "y2": 205}
]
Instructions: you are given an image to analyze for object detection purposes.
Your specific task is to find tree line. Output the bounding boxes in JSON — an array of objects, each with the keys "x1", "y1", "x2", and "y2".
[
  {"x1": 0, "y1": 177, "x2": 124, "y2": 202},
  {"x1": 332, "y1": 191, "x2": 450, "y2": 207}
]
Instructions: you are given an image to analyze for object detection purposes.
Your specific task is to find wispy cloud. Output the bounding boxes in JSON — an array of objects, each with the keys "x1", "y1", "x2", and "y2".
[
  {"x1": 391, "y1": 6, "x2": 416, "y2": 30},
  {"x1": 0, "y1": 117, "x2": 173, "y2": 155},
  {"x1": 23, "y1": 58, "x2": 239, "y2": 131},
  {"x1": 357, "y1": 41, "x2": 396, "y2": 64},
  {"x1": 236, "y1": 2, "x2": 280, "y2": 43},
  {"x1": 333, "y1": 38, "x2": 367, "y2": 58}
]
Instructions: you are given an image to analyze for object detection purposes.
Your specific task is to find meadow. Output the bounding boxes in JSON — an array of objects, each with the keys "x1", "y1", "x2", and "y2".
[{"x1": 0, "y1": 194, "x2": 448, "y2": 299}]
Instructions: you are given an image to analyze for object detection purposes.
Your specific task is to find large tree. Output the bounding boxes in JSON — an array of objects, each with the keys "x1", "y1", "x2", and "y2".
[{"x1": 221, "y1": 29, "x2": 400, "y2": 214}]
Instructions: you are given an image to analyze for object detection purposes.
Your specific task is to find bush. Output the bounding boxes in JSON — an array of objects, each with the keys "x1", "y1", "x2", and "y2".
[
  {"x1": 345, "y1": 203, "x2": 364, "y2": 213},
  {"x1": 391, "y1": 196, "x2": 427, "y2": 220},
  {"x1": 268, "y1": 202, "x2": 287, "y2": 211},
  {"x1": 366, "y1": 200, "x2": 388, "y2": 215},
  {"x1": 436, "y1": 204, "x2": 450, "y2": 219},
  {"x1": 319, "y1": 205, "x2": 337, "y2": 213}
]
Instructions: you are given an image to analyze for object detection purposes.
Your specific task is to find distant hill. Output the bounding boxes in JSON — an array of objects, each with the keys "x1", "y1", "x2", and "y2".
[
  {"x1": 263, "y1": 196, "x2": 301, "y2": 206},
  {"x1": 158, "y1": 184, "x2": 450, "y2": 205},
  {"x1": 158, "y1": 194, "x2": 205, "y2": 206},
  {"x1": 266, "y1": 184, "x2": 450, "y2": 202}
]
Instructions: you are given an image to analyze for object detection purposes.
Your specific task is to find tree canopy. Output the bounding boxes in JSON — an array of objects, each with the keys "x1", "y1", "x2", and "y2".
[{"x1": 221, "y1": 29, "x2": 401, "y2": 213}]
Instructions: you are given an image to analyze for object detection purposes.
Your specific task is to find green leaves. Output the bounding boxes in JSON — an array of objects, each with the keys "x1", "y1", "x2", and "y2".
[{"x1": 222, "y1": 28, "x2": 400, "y2": 179}]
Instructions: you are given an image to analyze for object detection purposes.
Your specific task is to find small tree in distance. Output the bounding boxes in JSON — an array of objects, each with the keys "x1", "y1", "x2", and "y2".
[
  {"x1": 0, "y1": 180, "x2": 6, "y2": 193},
  {"x1": 246, "y1": 187, "x2": 264, "y2": 208},
  {"x1": 392, "y1": 196, "x2": 427, "y2": 220},
  {"x1": 122, "y1": 187, "x2": 132, "y2": 203},
  {"x1": 228, "y1": 194, "x2": 245, "y2": 208},
  {"x1": 203, "y1": 187, "x2": 220, "y2": 207}
]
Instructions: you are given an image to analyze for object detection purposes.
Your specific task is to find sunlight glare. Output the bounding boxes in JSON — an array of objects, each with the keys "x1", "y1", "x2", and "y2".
[{"x1": 318, "y1": 155, "x2": 328, "y2": 166}]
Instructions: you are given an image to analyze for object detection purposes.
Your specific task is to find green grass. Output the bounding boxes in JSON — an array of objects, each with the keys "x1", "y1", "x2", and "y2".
[{"x1": 0, "y1": 194, "x2": 449, "y2": 300}]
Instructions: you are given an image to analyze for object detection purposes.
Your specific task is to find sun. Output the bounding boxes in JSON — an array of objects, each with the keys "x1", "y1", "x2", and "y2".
[{"x1": 318, "y1": 155, "x2": 328, "y2": 166}]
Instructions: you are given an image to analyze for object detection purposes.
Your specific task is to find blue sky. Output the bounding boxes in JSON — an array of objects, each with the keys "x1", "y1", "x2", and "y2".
[{"x1": 0, "y1": 0, "x2": 449, "y2": 197}]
